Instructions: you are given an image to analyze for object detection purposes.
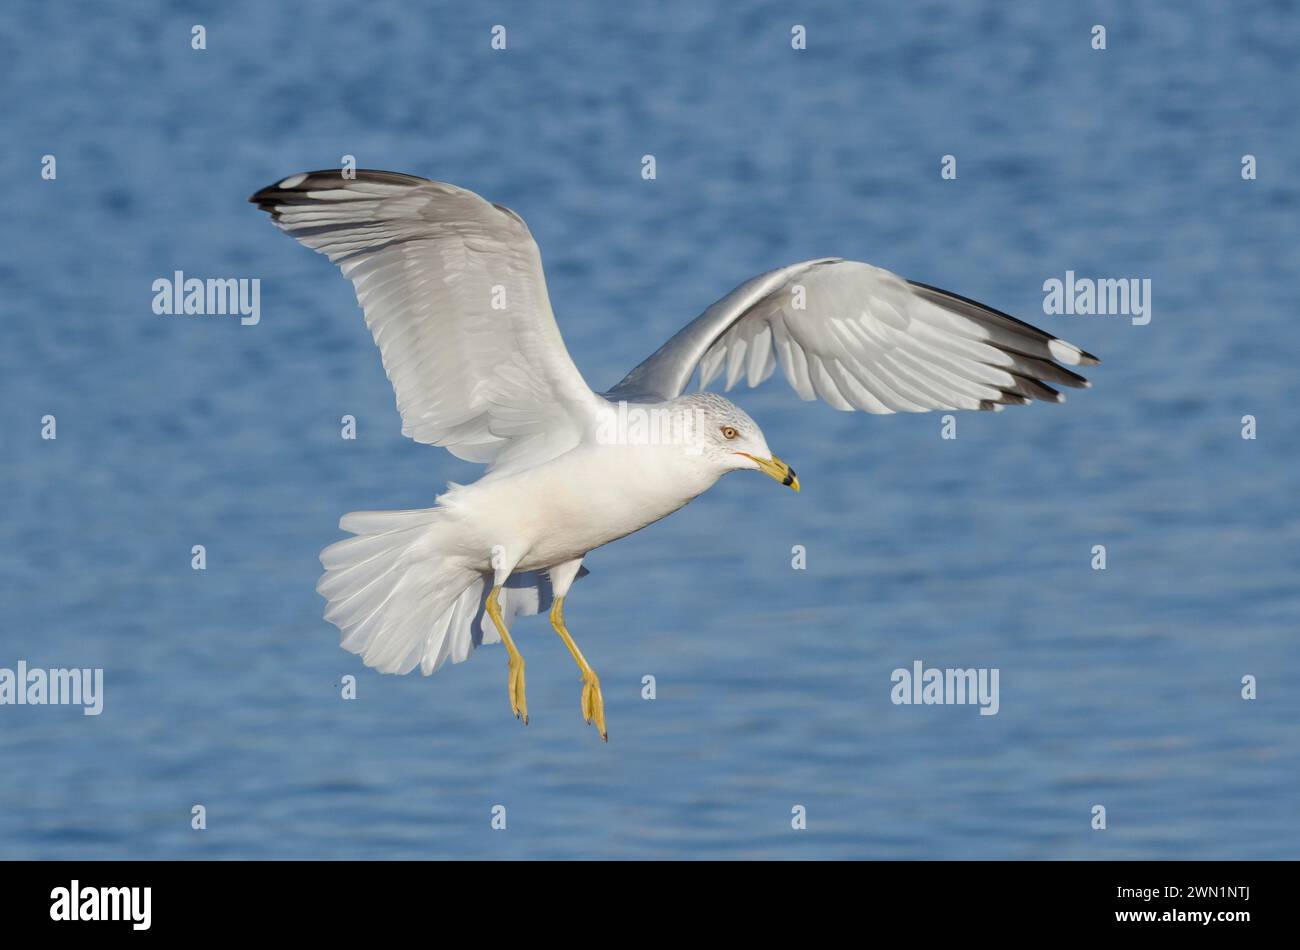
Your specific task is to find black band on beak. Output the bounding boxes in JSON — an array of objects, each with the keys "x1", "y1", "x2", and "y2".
[{"x1": 782, "y1": 468, "x2": 797, "y2": 487}]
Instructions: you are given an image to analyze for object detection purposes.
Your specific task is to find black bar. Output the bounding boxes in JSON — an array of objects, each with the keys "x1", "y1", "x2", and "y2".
[{"x1": 0, "y1": 860, "x2": 1280, "y2": 936}]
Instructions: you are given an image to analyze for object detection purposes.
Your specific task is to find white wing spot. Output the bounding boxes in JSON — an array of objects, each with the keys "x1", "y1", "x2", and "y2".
[
  {"x1": 1047, "y1": 339, "x2": 1083, "y2": 365},
  {"x1": 279, "y1": 173, "x2": 308, "y2": 189}
]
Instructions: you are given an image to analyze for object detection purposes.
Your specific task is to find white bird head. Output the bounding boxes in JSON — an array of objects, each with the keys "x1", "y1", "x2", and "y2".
[{"x1": 674, "y1": 393, "x2": 800, "y2": 491}]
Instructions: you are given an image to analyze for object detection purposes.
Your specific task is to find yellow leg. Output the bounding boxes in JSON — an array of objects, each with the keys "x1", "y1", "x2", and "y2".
[
  {"x1": 549, "y1": 596, "x2": 606, "y2": 741},
  {"x1": 486, "y1": 586, "x2": 528, "y2": 725}
]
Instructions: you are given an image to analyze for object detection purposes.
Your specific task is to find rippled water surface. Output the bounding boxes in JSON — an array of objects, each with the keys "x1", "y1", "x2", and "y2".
[{"x1": 2, "y1": 1, "x2": 1297, "y2": 858}]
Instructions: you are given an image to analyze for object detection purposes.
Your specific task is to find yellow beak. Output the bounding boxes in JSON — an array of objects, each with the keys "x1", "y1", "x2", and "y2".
[{"x1": 740, "y1": 453, "x2": 800, "y2": 492}]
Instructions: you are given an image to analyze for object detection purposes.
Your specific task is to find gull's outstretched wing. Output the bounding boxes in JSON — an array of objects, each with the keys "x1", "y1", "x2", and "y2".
[
  {"x1": 251, "y1": 170, "x2": 602, "y2": 472},
  {"x1": 608, "y1": 258, "x2": 1099, "y2": 411}
]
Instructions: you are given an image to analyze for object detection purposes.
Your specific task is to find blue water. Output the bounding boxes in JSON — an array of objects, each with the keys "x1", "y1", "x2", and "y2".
[{"x1": 2, "y1": 1, "x2": 1297, "y2": 859}]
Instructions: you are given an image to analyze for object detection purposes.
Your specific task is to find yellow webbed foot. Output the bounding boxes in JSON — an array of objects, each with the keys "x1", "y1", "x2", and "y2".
[
  {"x1": 581, "y1": 670, "x2": 607, "y2": 741},
  {"x1": 508, "y1": 651, "x2": 528, "y2": 725}
]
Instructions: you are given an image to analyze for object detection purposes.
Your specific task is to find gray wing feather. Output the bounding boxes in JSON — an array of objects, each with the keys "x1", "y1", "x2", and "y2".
[{"x1": 608, "y1": 259, "x2": 1098, "y2": 413}]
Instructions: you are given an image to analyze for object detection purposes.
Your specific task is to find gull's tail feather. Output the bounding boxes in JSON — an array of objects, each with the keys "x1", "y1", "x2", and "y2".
[
  {"x1": 317, "y1": 507, "x2": 592, "y2": 677},
  {"x1": 319, "y1": 507, "x2": 483, "y2": 676}
]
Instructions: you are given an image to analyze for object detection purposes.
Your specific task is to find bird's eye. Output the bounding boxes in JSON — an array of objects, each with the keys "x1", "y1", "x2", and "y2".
[{"x1": 721, "y1": 426, "x2": 739, "y2": 440}]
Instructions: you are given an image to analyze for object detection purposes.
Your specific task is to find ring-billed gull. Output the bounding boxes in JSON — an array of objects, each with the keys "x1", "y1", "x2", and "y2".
[{"x1": 250, "y1": 169, "x2": 1098, "y2": 741}]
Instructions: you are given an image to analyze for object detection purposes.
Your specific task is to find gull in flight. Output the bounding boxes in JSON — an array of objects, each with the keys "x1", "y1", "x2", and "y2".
[{"x1": 251, "y1": 169, "x2": 1098, "y2": 741}]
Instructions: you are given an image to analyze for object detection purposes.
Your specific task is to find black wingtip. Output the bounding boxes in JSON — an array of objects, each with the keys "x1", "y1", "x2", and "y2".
[
  {"x1": 248, "y1": 169, "x2": 430, "y2": 210},
  {"x1": 908, "y1": 277, "x2": 1102, "y2": 371}
]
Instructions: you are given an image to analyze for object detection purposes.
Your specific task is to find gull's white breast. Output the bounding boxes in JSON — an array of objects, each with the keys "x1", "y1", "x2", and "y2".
[{"x1": 438, "y1": 441, "x2": 722, "y2": 574}]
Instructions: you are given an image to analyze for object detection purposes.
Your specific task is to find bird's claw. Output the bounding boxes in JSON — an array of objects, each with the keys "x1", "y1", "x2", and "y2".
[
  {"x1": 581, "y1": 671, "x2": 607, "y2": 741},
  {"x1": 508, "y1": 655, "x2": 528, "y2": 725}
]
